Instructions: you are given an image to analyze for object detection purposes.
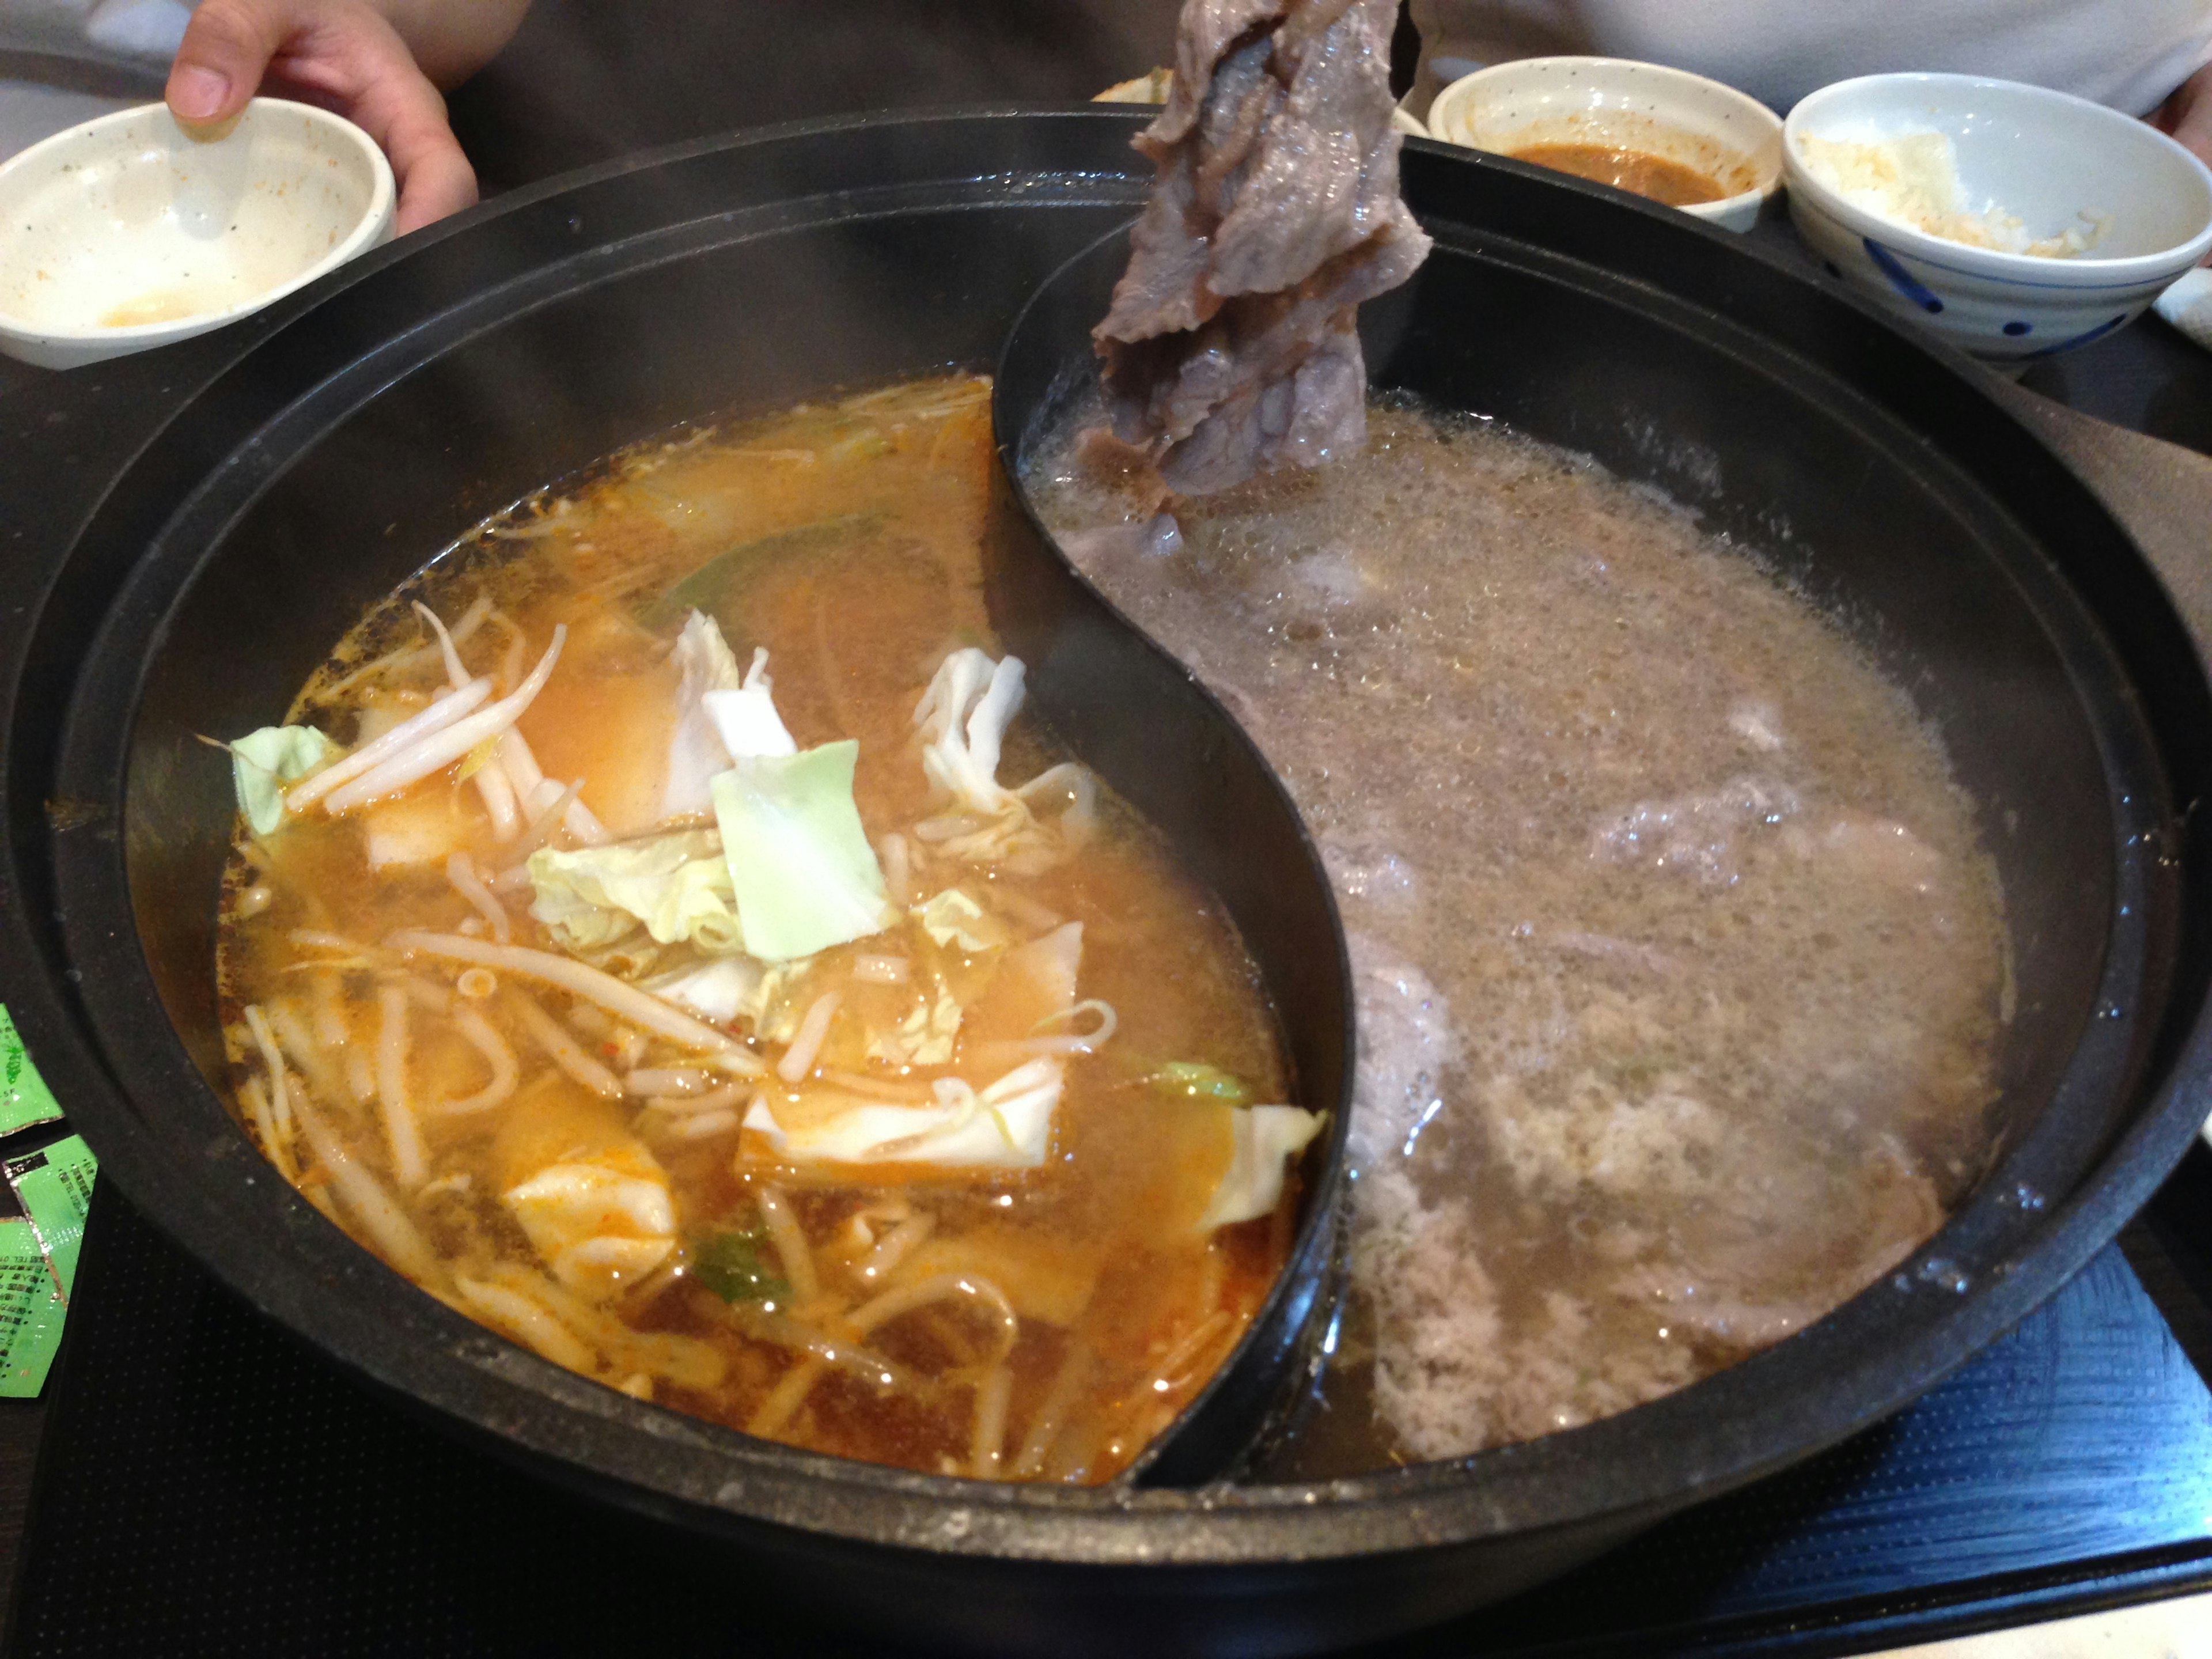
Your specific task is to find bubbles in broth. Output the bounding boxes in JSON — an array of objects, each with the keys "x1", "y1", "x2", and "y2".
[
  {"x1": 215, "y1": 375, "x2": 1317, "y2": 1485},
  {"x1": 1030, "y1": 393, "x2": 2009, "y2": 1472}
]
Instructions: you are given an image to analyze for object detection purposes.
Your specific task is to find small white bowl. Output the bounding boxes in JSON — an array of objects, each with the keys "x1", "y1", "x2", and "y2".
[
  {"x1": 1784, "y1": 74, "x2": 2212, "y2": 365},
  {"x1": 1427, "y1": 57, "x2": 1783, "y2": 233},
  {"x1": 0, "y1": 98, "x2": 395, "y2": 370}
]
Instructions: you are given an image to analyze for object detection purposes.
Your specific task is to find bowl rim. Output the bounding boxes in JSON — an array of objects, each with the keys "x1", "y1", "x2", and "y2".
[
  {"x1": 1426, "y1": 55, "x2": 1785, "y2": 221},
  {"x1": 1782, "y1": 71, "x2": 2212, "y2": 284},
  {"x1": 0, "y1": 94, "x2": 397, "y2": 347}
]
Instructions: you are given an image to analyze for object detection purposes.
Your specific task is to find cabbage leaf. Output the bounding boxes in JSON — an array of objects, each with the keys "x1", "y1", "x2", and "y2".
[
  {"x1": 914, "y1": 887, "x2": 1010, "y2": 954},
  {"x1": 710, "y1": 741, "x2": 893, "y2": 962},
  {"x1": 912, "y1": 649, "x2": 1095, "y2": 867},
  {"x1": 659, "y1": 611, "x2": 748, "y2": 821},
  {"x1": 741, "y1": 1056, "x2": 1064, "y2": 1169},
  {"x1": 229, "y1": 725, "x2": 338, "y2": 836},
  {"x1": 1195, "y1": 1105, "x2": 1326, "y2": 1230},
  {"x1": 527, "y1": 829, "x2": 744, "y2": 954}
]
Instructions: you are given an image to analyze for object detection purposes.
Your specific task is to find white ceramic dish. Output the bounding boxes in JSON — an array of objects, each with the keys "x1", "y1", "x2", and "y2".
[
  {"x1": 0, "y1": 97, "x2": 394, "y2": 369},
  {"x1": 1427, "y1": 56, "x2": 1783, "y2": 233},
  {"x1": 1784, "y1": 74, "x2": 2212, "y2": 365}
]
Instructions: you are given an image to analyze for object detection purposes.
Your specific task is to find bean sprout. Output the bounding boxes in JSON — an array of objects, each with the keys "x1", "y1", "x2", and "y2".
[
  {"x1": 294, "y1": 1094, "x2": 440, "y2": 1285},
  {"x1": 453, "y1": 1275, "x2": 597, "y2": 1372},
  {"x1": 747, "y1": 1356, "x2": 827, "y2": 1437},
  {"x1": 755, "y1": 1184, "x2": 820, "y2": 1306},
  {"x1": 416, "y1": 603, "x2": 520, "y2": 837},
  {"x1": 777, "y1": 992, "x2": 842, "y2": 1083},
  {"x1": 385, "y1": 932, "x2": 760, "y2": 1071},
  {"x1": 1009, "y1": 1336, "x2": 1092, "y2": 1479},
  {"x1": 320, "y1": 629, "x2": 565, "y2": 814},
  {"x1": 238, "y1": 1075, "x2": 292, "y2": 1180},
  {"x1": 441, "y1": 1006, "x2": 519, "y2": 1114},
  {"x1": 285, "y1": 679, "x2": 492, "y2": 812},
  {"x1": 240, "y1": 1005, "x2": 295, "y2": 1146},
  {"x1": 853, "y1": 1211, "x2": 935, "y2": 1287},
  {"x1": 849, "y1": 1272, "x2": 1020, "y2": 1368},
  {"x1": 445, "y1": 853, "x2": 510, "y2": 943},
  {"x1": 375, "y1": 984, "x2": 427, "y2": 1188},
  {"x1": 969, "y1": 1365, "x2": 1013, "y2": 1480},
  {"x1": 507, "y1": 990, "x2": 624, "y2": 1098},
  {"x1": 624, "y1": 1066, "x2": 714, "y2": 1098},
  {"x1": 644, "y1": 1082, "x2": 745, "y2": 1116}
]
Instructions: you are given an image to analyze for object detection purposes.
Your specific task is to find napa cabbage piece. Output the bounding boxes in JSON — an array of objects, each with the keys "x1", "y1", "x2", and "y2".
[
  {"x1": 660, "y1": 613, "x2": 798, "y2": 821},
  {"x1": 865, "y1": 978, "x2": 966, "y2": 1067},
  {"x1": 914, "y1": 887, "x2": 1012, "y2": 953},
  {"x1": 527, "y1": 830, "x2": 744, "y2": 954},
  {"x1": 742, "y1": 1057, "x2": 1065, "y2": 1169},
  {"x1": 912, "y1": 649, "x2": 1097, "y2": 868},
  {"x1": 642, "y1": 955, "x2": 764, "y2": 1024},
  {"x1": 1195, "y1": 1105, "x2": 1326, "y2": 1230},
  {"x1": 703, "y1": 651, "x2": 796, "y2": 763},
  {"x1": 710, "y1": 741, "x2": 894, "y2": 962},
  {"x1": 660, "y1": 611, "x2": 747, "y2": 820},
  {"x1": 229, "y1": 725, "x2": 338, "y2": 835},
  {"x1": 494, "y1": 1085, "x2": 680, "y2": 1300}
]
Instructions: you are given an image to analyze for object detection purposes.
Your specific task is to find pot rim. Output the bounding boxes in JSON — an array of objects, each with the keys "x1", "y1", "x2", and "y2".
[{"x1": 24, "y1": 107, "x2": 2212, "y2": 1569}]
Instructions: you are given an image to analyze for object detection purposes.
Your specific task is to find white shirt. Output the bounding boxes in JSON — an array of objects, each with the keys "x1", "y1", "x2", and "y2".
[{"x1": 1409, "y1": 0, "x2": 2212, "y2": 117}]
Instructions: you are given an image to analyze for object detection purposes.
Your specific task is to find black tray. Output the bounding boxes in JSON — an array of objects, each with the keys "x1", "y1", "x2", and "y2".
[{"x1": 11, "y1": 1157, "x2": 2212, "y2": 1658}]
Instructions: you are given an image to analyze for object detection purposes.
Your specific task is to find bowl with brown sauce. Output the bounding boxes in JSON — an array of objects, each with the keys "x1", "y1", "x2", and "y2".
[
  {"x1": 15, "y1": 109, "x2": 2212, "y2": 1655},
  {"x1": 1428, "y1": 56, "x2": 1785, "y2": 231}
]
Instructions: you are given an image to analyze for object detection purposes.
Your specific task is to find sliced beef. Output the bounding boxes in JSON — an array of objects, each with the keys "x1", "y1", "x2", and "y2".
[{"x1": 1094, "y1": 0, "x2": 1430, "y2": 494}]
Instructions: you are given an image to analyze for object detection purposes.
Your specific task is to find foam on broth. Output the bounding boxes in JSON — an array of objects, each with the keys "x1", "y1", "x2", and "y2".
[{"x1": 1030, "y1": 394, "x2": 2009, "y2": 1471}]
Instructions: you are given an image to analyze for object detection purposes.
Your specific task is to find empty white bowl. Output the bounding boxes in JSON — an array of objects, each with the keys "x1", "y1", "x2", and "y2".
[
  {"x1": 0, "y1": 97, "x2": 395, "y2": 369},
  {"x1": 1427, "y1": 57, "x2": 1783, "y2": 233},
  {"x1": 1784, "y1": 74, "x2": 2212, "y2": 365}
]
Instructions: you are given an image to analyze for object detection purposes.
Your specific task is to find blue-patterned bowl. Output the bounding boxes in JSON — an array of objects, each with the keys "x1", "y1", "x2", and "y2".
[{"x1": 1783, "y1": 73, "x2": 2212, "y2": 364}]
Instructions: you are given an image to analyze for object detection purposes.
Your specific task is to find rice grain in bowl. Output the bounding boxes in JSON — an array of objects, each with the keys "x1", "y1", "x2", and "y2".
[{"x1": 1784, "y1": 73, "x2": 2212, "y2": 363}]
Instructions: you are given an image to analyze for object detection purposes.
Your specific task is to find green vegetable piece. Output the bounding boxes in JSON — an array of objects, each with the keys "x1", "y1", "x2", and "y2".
[
  {"x1": 527, "y1": 830, "x2": 743, "y2": 954},
  {"x1": 639, "y1": 514, "x2": 884, "y2": 630},
  {"x1": 228, "y1": 725, "x2": 338, "y2": 836},
  {"x1": 692, "y1": 1229, "x2": 789, "y2": 1303},
  {"x1": 710, "y1": 741, "x2": 893, "y2": 963},
  {"x1": 1148, "y1": 1062, "x2": 1255, "y2": 1105}
]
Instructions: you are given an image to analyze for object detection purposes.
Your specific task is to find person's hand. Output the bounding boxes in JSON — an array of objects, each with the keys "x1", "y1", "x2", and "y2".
[
  {"x1": 2153, "y1": 59, "x2": 2212, "y2": 169},
  {"x1": 165, "y1": 0, "x2": 484, "y2": 234}
]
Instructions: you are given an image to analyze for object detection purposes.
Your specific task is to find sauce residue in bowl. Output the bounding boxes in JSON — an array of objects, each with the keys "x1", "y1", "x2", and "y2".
[
  {"x1": 97, "y1": 286, "x2": 226, "y2": 328},
  {"x1": 1509, "y1": 142, "x2": 1728, "y2": 206}
]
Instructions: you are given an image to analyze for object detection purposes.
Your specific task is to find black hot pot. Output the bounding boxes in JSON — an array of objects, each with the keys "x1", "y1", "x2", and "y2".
[{"x1": 5, "y1": 109, "x2": 2212, "y2": 1656}]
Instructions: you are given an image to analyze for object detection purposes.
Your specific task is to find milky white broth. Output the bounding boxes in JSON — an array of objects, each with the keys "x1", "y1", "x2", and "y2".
[{"x1": 1031, "y1": 393, "x2": 2009, "y2": 1472}]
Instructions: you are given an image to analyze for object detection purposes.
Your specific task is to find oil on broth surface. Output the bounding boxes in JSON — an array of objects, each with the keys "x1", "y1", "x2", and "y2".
[
  {"x1": 216, "y1": 376, "x2": 1302, "y2": 1485},
  {"x1": 1033, "y1": 395, "x2": 2009, "y2": 1472}
]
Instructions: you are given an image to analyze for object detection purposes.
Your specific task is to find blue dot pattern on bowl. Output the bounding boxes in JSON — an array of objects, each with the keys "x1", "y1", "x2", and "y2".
[
  {"x1": 2016, "y1": 314, "x2": 2130, "y2": 360},
  {"x1": 1863, "y1": 238, "x2": 1944, "y2": 314},
  {"x1": 2003, "y1": 321, "x2": 2032, "y2": 336}
]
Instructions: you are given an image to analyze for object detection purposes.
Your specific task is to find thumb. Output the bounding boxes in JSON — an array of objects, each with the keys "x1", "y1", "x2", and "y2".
[{"x1": 165, "y1": 0, "x2": 292, "y2": 126}]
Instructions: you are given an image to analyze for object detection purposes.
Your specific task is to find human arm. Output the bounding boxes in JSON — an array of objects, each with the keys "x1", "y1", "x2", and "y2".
[
  {"x1": 2152, "y1": 58, "x2": 2212, "y2": 168},
  {"x1": 165, "y1": 0, "x2": 532, "y2": 234}
]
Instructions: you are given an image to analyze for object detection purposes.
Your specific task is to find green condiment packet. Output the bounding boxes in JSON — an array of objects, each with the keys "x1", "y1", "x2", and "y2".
[
  {"x1": 5, "y1": 1134, "x2": 97, "y2": 1289},
  {"x1": 0, "y1": 1004, "x2": 64, "y2": 1135},
  {"x1": 0, "y1": 1215, "x2": 69, "y2": 1397}
]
